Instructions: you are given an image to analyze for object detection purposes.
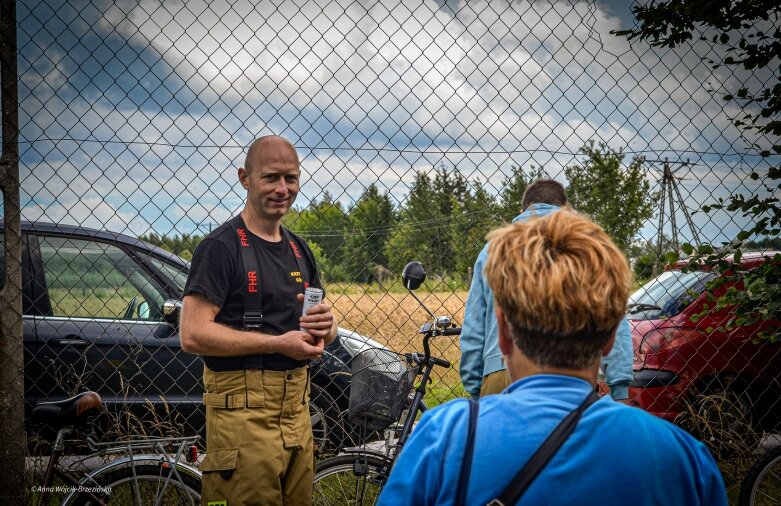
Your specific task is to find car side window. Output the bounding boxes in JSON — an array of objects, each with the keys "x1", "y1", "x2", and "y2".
[
  {"x1": 146, "y1": 256, "x2": 187, "y2": 296},
  {"x1": 38, "y1": 236, "x2": 167, "y2": 320}
]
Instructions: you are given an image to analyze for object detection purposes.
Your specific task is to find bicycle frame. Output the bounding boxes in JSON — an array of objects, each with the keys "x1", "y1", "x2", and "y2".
[
  {"x1": 38, "y1": 425, "x2": 200, "y2": 506},
  {"x1": 395, "y1": 329, "x2": 451, "y2": 455},
  {"x1": 344, "y1": 320, "x2": 458, "y2": 478},
  {"x1": 313, "y1": 261, "x2": 461, "y2": 504}
]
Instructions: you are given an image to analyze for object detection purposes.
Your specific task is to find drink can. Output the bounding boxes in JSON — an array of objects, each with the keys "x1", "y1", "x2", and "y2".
[{"x1": 301, "y1": 287, "x2": 324, "y2": 332}]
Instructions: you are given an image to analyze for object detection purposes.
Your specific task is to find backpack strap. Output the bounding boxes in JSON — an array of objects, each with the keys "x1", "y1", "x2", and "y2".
[
  {"x1": 487, "y1": 390, "x2": 600, "y2": 506},
  {"x1": 455, "y1": 397, "x2": 480, "y2": 506}
]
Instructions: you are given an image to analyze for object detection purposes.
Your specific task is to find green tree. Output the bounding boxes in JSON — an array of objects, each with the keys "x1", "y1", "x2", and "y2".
[
  {"x1": 431, "y1": 165, "x2": 470, "y2": 275},
  {"x1": 385, "y1": 171, "x2": 439, "y2": 275},
  {"x1": 564, "y1": 141, "x2": 656, "y2": 252},
  {"x1": 286, "y1": 192, "x2": 350, "y2": 281},
  {"x1": 139, "y1": 232, "x2": 203, "y2": 260},
  {"x1": 343, "y1": 184, "x2": 397, "y2": 282},
  {"x1": 628, "y1": 235, "x2": 678, "y2": 282},
  {"x1": 616, "y1": 0, "x2": 781, "y2": 341},
  {"x1": 452, "y1": 180, "x2": 501, "y2": 277}
]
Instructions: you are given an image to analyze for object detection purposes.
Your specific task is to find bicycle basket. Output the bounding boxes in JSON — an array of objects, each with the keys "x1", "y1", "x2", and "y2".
[{"x1": 348, "y1": 348, "x2": 415, "y2": 431}]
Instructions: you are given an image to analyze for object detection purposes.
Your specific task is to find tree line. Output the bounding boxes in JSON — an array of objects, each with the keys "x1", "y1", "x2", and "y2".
[{"x1": 142, "y1": 142, "x2": 658, "y2": 285}]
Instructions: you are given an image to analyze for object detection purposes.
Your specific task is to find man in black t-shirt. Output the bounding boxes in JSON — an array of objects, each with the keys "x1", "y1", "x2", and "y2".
[{"x1": 180, "y1": 135, "x2": 337, "y2": 505}]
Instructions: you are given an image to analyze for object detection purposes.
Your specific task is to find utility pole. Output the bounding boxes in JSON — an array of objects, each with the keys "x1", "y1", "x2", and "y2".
[{"x1": 651, "y1": 158, "x2": 702, "y2": 276}]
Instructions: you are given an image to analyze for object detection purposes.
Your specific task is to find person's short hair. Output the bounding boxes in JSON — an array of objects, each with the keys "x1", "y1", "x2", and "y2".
[
  {"x1": 521, "y1": 179, "x2": 567, "y2": 210},
  {"x1": 484, "y1": 210, "x2": 631, "y2": 369}
]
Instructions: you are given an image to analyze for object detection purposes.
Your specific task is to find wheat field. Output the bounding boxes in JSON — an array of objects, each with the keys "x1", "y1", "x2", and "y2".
[{"x1": 327, "y1": 288, "x2": 470, "y2": 403}]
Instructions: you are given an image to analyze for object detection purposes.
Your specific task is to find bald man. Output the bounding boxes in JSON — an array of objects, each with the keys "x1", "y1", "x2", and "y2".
[{"x1": 181, "y1": 136, "x2": 337, "y2": 505}]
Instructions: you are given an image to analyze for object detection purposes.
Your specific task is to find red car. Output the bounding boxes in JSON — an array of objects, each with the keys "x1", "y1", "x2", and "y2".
[{"x1": 623, "y1": 251, "x2": 781, "y2": 432}]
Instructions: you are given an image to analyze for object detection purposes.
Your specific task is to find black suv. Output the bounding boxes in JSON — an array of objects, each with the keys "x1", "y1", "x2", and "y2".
[{"x1": 1, "y1": 221, "x2": 380, "y2": 453}]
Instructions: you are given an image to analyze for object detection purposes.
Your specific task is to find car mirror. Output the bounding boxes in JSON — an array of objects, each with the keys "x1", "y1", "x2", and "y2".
[
  {"x1": 162, "y1": 299, "x2": 183, "y2": 326},
  {"x1": 138, "y1": 301, "x2": 150, "y2": 319},
  {"x1": 402, "y1": 261, "x2": 426, "y2": 290}
]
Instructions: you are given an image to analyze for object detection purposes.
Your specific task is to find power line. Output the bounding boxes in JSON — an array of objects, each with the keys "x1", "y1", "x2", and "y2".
[{"x1": 18, "y1": 137, "x2": 781, "y2": 159}]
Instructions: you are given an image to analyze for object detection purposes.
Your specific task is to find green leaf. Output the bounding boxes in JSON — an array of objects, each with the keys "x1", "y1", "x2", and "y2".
[
  {"x1": 737, "y1": 230, "x2": 751, "y2": 241},
  {"x1": 665, "y1": 251, "x2": 680, "y2": 264},
  {"x1": 682, "y1": 243, "x2": 694, "y2": 255},
  {"x1": 698, "y1": 244, "x2": 714, "y2": 254}
]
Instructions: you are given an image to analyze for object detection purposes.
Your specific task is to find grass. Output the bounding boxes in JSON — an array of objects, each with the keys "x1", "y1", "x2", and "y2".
[{"x1": 48, "y1": 286, "x2": 140, "y2": 319}]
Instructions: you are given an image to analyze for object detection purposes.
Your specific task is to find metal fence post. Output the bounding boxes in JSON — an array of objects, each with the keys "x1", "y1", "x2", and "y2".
[{"x1": 0, "y1": 0, "x2": 24, "y2": 499}]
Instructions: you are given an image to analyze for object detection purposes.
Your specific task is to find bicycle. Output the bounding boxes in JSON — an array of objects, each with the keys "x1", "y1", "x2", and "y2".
[
  {"x1": 29, "y1": 390, "x2": 202, "y2": 505},
  {"x1": 739, "y1": 437, "x2": 781, "y2": 506},
  {"x1": 312, "y1": 261, "x2": 461, "y2": 505}
]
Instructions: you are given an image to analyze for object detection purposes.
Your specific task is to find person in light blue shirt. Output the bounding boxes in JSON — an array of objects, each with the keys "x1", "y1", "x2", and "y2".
[
  {"x1": 379, "y1": 210, "x2": 726, "y2": 506},
  {"x1": 460, "y1": 179, "x2": 633, "y2": 399}
]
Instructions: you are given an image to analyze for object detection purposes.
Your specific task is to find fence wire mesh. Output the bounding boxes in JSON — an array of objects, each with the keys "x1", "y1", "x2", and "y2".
[{"x1": 3, "y1": 0, "x2": 780, "y2": 499}]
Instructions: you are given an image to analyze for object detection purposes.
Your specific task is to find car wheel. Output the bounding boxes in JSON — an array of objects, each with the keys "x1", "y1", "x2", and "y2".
[
  {"x1": 679, "y1": 385, "x2": 757, "y2": 459},
  {"x1": 310, "y1": 382, "x2": 344, "y2": 458}
]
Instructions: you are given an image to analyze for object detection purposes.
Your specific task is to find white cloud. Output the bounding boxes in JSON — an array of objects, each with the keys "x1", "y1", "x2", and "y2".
[
  {"x1": 22, "y1": 197, "x2": 148, "y2": 236},
  {"x1": 19, "y1": 0, "x2": 765, "y2": 160},
  {"x1": 17, "y1": 0, "x2": 776, "y2": 243}
]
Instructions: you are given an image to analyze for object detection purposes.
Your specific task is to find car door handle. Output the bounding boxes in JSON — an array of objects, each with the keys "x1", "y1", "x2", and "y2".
[{"x1": 53, "y1": 338, "x2": 88, "y2": 346}]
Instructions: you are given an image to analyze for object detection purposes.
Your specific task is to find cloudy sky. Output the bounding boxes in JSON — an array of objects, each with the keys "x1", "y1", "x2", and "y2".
[{"x1": 13, "y1": 0, "x2": 778, "y2": 246}]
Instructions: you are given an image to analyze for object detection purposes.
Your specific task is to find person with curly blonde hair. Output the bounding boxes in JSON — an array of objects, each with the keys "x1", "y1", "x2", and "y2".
[{"x1": 379, "y1": 210, "x2": 726, "y2": 506}]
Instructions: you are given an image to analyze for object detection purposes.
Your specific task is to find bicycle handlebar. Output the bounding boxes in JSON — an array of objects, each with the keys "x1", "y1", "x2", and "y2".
[
  {"x1": 441, "y1": 327, "x2": 461, "y2": 336},
  {"x1": 432, "y1": 356, "x2": 451, "y2": 368}
]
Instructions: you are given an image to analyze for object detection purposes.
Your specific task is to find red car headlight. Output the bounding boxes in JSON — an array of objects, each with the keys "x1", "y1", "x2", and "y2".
[{"x1": 639, "y1": 327, "x2": 705, "y2": 354}]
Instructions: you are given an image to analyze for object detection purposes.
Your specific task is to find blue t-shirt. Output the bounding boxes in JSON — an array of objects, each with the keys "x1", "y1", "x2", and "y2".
[{"x1": 378, "y1": 375, "x2": 727, "y2": 506}]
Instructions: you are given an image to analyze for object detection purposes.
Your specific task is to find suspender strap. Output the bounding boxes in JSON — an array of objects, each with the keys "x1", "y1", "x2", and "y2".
[
  {"x1": 226, "y1": 216, "x2": 308, "y2": 330},
  {"x1": 487, "y1": 390, "x2": 600, "y2": 506},
  {"x1": 227, "y1": 215, "x2": 264, "y2": 329},
  {"x1": 281, "y1": 227, "x2": 306, "y2": 288},
  {"x1": 455, "y1": 398, "x2": 479, "y2": 506}
]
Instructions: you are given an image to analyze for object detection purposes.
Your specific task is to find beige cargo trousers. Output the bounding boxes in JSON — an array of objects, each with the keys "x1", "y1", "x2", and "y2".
[{"x1": 200, "y1": 365, "x2": 313, "y2": 505}]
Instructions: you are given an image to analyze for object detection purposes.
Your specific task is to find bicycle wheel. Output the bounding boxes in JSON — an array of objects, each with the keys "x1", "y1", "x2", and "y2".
[
  {"x1": 313, "y1": 453, "x2": 389, "y2": 506},
  {"x1": 66, "y1": 463, "x2": 201, "y2": 505},
  {"x1": 739, "y1": 445, "x2": 781, "y2": 506},
  {"x1": 311, "y1": 382, "x2": 345, "y2": 458}
]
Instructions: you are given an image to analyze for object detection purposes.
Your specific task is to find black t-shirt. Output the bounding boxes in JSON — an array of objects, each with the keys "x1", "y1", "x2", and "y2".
[{"x1": 183, "y1": 215, "x2": 322, "y2": 371}]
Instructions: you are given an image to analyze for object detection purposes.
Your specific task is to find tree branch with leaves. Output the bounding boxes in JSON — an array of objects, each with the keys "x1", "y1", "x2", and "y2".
[{"x1": 615, "y1": 0, "x2": 781, "y2": 340}]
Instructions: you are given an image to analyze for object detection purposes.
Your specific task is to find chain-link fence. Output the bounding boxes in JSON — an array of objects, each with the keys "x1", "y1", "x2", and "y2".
[{"x1": 3, "y1": 0, "x2": 780, "y2": 500}]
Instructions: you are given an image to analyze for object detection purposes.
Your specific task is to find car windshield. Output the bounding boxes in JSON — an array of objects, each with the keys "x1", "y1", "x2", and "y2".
[{"x1": 628, "y1": 269, "x2": 716, "y2": 319}]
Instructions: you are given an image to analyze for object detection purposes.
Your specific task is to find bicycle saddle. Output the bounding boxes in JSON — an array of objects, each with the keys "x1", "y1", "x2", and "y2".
[{"x1": 31, "y1": 391, "x2": 105, "y2": 429}]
